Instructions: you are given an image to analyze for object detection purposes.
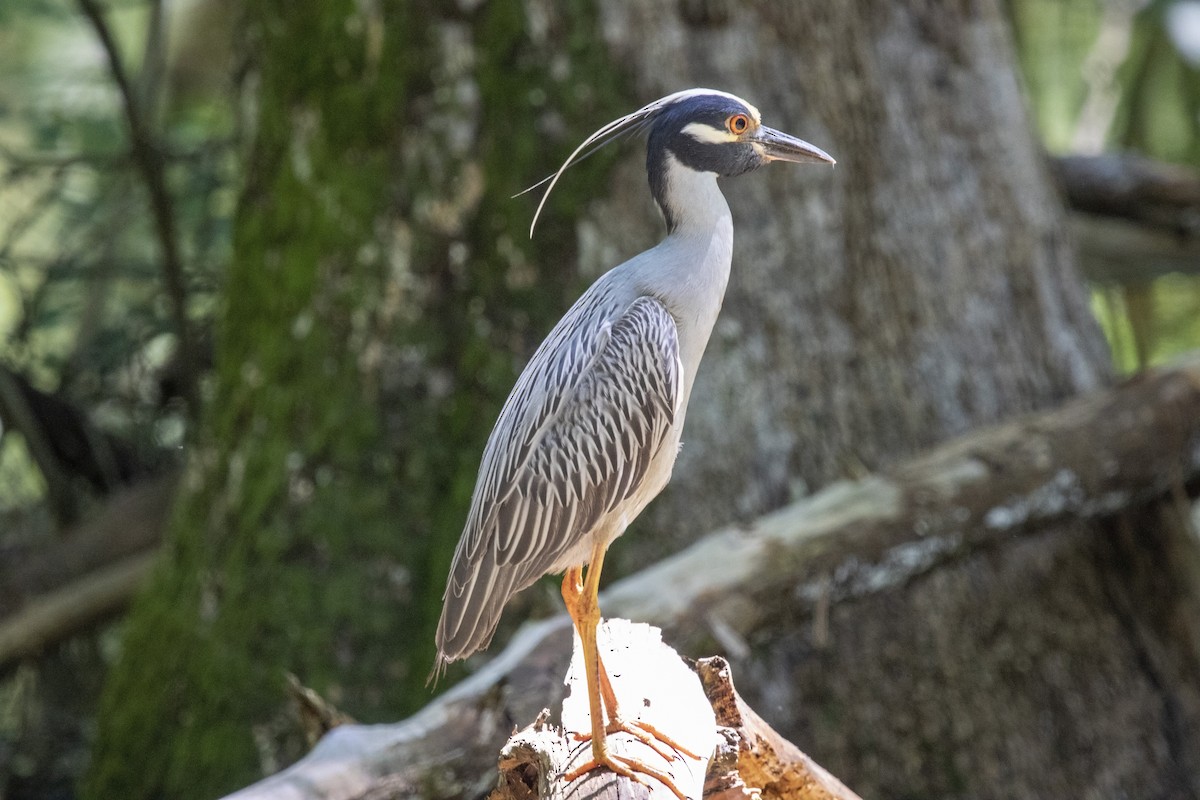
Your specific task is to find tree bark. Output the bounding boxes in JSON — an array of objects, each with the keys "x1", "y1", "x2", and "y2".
[{"x1": 583, "y1": 0, "x2": 1112, "y2": 570}]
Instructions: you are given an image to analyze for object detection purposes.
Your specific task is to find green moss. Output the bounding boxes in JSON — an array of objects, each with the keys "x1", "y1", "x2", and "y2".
[{"x1": 83, "y1": 1, "x2": 631, "y2": 798}]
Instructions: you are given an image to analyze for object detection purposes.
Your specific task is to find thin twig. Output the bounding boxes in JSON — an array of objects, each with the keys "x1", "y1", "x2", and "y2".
[
  {"x1": 75, "y1": 0, "x2": 200, "y2": 418},
  {"x1": 0, "y1": 139, "x2": 235, "y2": 172},
  {"x1": 0, "y1": 144, "x2": 128, "y2": 172},
  {"x1": 137, "y1": 0, "x2": 167, "y2": 121},
  {"x1": 0, "y1": 366, "x2": 80, "y2": 528}
]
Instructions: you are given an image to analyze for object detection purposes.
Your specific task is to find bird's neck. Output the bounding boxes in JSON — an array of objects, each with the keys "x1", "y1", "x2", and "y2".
[
  {"x1": 649, "y1": 151, "x2": 732, "y2": 235},
  {"x1": 642, "y1": 152, "x2": 734, "y2": 313},
  {"x1": 638, "y1": 152, "x2": 734, "y2": 403}
]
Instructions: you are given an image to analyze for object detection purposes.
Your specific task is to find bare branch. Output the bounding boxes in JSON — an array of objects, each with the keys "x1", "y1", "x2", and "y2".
[
  {"x1": 75, "y1": 0, "x2": 201, "y2": 418},
  {"x1": 0, "y1": 140, "x2": 235, "y2": 172},
  {"x1": 0, "y1": 475, "x2": 175, "y2": 618},
  {"x1": 0, "y1": 366, "x2": 81, "y2": 527},
  {"x1": 0, "y1": 552, "x2": 158, "y2": 669},
  {"x1": 1052, "y1": 153, "x2": 1200, "y2": 284}
]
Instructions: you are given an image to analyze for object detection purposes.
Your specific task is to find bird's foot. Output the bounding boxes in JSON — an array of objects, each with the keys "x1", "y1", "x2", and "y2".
[
  {"x1": 571, "y1": 716, "x2": 699, "y2": 763},
  {"x1": 562, "y1": 750, "x2": 689, "y2": 800}
]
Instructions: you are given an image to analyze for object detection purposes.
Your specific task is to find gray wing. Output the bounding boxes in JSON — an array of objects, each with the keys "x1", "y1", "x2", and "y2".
[{"x1": 435, "y1": 293, "x2": 682, "y2": 665}]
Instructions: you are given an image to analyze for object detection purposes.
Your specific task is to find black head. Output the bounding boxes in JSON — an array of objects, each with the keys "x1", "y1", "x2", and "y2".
[
  {"x1": 646, "y1": 89, "x2": 834, "y2": 180},
  {"x1": 648, "y1": 91, "x2": 767, "y2": 179},
  {"x1": 644, "y1": 90, "x2": 834, "y2": 230},
  {"x1": 525, "y1": 88, "x2": 834, "y2": 237}
]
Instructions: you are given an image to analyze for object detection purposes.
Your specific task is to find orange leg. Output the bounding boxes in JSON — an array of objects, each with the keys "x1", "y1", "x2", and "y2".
[
  {"x1": 559, "y1": 543, "x2": 691, "y2": 800},
  {"x1": 594, "y1": 663, "x2": 699, "y2": 761}
]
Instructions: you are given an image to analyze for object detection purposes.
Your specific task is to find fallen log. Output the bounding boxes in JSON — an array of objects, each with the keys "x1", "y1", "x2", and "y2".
[
  {"x1": 0, "y1": 551, "x2": 158, "y2": 669},
  {"x1": 222, "y1": 355, "x2": 1200, "y2": 799},
  {"x1": 489, "y1": 623, "x2": 861, "y2": 800},
  {"x1": 0, "y1": 474, "x2": 175, "y2": 617},
  {"x1": 231, "y1": 621, "x2": 861, "y2": 800},
  {"x1": 0, "y1": 476, "x2": 175, "y2": 672}
]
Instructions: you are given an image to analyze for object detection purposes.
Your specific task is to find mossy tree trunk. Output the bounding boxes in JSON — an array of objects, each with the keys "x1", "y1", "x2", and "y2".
[{"x1": 83, "y1": 2, "x2": 627, "y2": 798}]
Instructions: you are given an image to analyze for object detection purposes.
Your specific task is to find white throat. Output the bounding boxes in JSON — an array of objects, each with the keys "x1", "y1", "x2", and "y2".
[
  {"x1": 658, "y1": 152, "x2": 732, "y2": 235},
  {"x1": 634, "y1": 153, "x2": 735, "y2": 401}
]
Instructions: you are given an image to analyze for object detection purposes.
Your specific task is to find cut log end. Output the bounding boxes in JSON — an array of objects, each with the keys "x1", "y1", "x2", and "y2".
[
  {"x1": 493, "y1": 620, "x2": 714, "y2": 800},
  {"x1": 492, "y1": 620, "x2": 859, "y2": 800}
]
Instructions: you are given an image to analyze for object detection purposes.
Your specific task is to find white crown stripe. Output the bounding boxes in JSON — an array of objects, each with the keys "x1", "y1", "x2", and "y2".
[{"x1": 680, "y1": 121, "x2": 737, "y2": 145}]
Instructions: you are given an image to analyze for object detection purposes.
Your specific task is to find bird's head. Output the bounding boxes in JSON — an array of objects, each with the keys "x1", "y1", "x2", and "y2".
[
  {"x1": 524, "y1": 88, "x2": 834, "y2": 236},
  {"x1": 646, "y1": 90, "x2": 834, "y2": 179}
]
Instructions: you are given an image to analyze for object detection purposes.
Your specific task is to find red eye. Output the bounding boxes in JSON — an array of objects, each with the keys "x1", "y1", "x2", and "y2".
[{"x1": 727, "y1": 114, "x2": 749, "y2": 134}]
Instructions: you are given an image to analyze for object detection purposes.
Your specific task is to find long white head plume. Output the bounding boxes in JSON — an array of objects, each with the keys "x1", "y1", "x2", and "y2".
[{"x1": 520, "y1": 88, "x2": 755, "y2": 238}]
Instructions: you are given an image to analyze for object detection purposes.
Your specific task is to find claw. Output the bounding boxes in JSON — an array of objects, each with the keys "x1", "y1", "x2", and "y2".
[
  {"x1": 620, "y1": 718, "x2": 699, "y2": 761},
  {"x1": 563, "y1": 752, "x2": 688, "y2": 800},
  {"x1": 564, "y1": 715, "x2": 696, "y2": 800},
  {"x1": 571, "y1": 717, "x2": 696, "y2": 763}
]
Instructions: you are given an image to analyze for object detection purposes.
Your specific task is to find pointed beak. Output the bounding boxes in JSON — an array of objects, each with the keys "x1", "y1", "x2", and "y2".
[{"x1": 753, "y1": 126, "x2": 836, "y2": 166}]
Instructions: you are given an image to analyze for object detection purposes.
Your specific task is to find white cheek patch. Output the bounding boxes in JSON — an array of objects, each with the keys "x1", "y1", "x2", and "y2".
[{"x1": 681, "y1": 121, "x2": 737, "y2": 145}]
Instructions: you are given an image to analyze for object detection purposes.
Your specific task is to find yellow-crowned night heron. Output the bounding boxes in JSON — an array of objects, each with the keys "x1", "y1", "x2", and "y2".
[{"x1": 435, "y1": 89, "x2": 834, "y2": 795}]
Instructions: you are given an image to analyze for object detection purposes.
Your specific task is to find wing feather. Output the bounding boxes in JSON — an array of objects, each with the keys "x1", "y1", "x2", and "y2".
[{"x1": 435, "y1": 293, "x2": 681, "y2": 663}]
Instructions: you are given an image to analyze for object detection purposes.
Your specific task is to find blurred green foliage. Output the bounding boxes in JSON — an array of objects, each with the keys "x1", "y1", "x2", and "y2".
[
  {"x1": 1011, "y1": 0, "x2": 1104, "y2": 151},
  {"x1": 1012, "y1": 0, "x2": 1200, "y2": 372},
  {"x1": 0, "y1": 0, "x2": 236, "y2": 512}
]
